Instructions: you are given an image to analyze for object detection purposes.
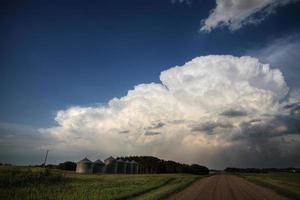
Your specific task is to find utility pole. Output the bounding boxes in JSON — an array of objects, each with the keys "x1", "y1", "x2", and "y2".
[{"x1": 43, "y1": 149, "x2": 49, "y2": 167}]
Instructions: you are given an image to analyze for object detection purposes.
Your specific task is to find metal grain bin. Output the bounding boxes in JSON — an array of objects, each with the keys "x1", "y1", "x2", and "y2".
[
  {"x1": 131, "y1": 160, "x2": 138, "y2": 174},
  {"x1": 104, "y1": 156, "x2": 117, "y2": 173},
  {"x1": 125, "y1": 160, "x2": 131, "y2": 173},
  {"x1": 93, "y1": 159, "x2": 105, "y2": 173},
  {"x1": 76, "y1": 157, "x2": 93, "y2": 173},
  {"x1": 116, "y1": 159, "x2": 125, "y2": 173}
]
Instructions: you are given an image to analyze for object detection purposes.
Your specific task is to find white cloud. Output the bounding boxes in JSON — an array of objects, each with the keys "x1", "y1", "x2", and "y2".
[
  {"x1": 38, "y1": 55, "x2": 300, "y2": 168},
  {"x1": 201, "y1": 0, "x2": 299, "y2": 32}
]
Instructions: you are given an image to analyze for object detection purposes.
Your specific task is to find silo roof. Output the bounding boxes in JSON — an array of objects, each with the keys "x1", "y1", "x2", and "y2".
[
  {"x1": 94, "y1": 159, "x2": 104, "y2": 164},
  {"x1": 104, "y1": 156, "x2": 115, "y2": 162},
  {"x1": 77, "y1": 157, "x2": 92, "y2": 163}
]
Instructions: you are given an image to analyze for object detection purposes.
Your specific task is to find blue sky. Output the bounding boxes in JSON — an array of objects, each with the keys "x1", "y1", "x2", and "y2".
[
  {"x1": 1, "y1": 0, "x2": 300, "y2": 168},
  {"x1": 1, "y1": 0, "x2": 300, "y2": 127}
]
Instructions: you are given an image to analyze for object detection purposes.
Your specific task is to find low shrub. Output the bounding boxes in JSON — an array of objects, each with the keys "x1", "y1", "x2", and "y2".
[{"x1": 57, "y1": 161, "x2": 76, "y2": 171}]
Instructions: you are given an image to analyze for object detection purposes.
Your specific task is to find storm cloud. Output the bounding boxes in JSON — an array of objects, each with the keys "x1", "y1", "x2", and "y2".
[
  {"x1": 38, "y1": 55, "x2": 300, "y2": 168},
  {"x1": 221, "y1": 109, "x2": 247, "y2": 117}
]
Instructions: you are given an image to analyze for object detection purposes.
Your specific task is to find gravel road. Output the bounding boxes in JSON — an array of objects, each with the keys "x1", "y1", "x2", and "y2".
[{"x1": 168, "y1": 175, "x2": 288, "y2": 200}]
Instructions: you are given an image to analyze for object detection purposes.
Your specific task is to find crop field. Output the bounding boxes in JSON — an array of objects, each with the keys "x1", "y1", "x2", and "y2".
[
  {"x1": 241, "y1": 172, "x2": 300, "y2": 200},
  {"x1": 0, "y1": 166, "x2": 199, "y2": 200}
]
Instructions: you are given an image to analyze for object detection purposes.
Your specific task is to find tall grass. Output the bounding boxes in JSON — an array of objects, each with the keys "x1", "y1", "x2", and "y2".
[
  {"x1": 131, "y1": 174, "x2": 200, "y2": 200},
  {"x1": 0, "y1": 166, "x2": 199, "y2": 200},
  {"x1": 0, "y1": 167, "x2": 65, "y2": 187},
  {"x1": 0, "y1": 166, "x2": 67, "y2": 200},
  {"x1": 241, "y1": 172, "x2": 300, "y2": 200}
]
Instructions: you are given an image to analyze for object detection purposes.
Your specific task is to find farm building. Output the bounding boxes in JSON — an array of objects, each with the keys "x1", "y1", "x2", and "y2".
[
  {"x1": 76, "y1": 157, "x2": 93, "y2": 173},
  {"x1": 116, "y1": 158, "x2": 126, "y2": 173},
  {"x1": 130, "y1": 160, "x2": 138, "y2": 173},
  {"x1": 104, "y1": 156, "x2": 115, "y2": 165},
  {"x1": 76, "y1": 156, "x2": 139, "y2": 174},
  {"x1": 103, "y1": 156, "x2": 117, "y2": 173},
  {"x1": 93, "y1": 159, "x2": 105, "y2": 173}
]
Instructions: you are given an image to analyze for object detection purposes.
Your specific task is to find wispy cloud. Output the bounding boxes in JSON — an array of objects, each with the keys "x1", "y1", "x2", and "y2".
[{"x1": 200, "y1": 0, "x2": 299, "y2": 32}]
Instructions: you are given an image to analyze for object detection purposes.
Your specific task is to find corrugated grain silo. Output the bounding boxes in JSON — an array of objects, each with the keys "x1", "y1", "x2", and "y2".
[
  {"x1": 104, "y1": 156, "x2": 115, "y2": 165},
  {"x1": 116, "y1": 158, "x2": 125, "y2": 173},
  {"x1": 131, "y1": 160, "x2": 138, "y2": 174},
  {"x1": 93, "y1": 159, "x2": 105, "y2": 173},
  {"x1": 76, "y1": 157, "x2": 93, "y2": 173},
  {"x1": 104, "y1": 156, "x2": 116, "y2": 173},
  {"x1": 129, "y1": 160, "x2": 135, "y2": 174},
  {"x1": 125, "y1": 160, "x2": 131, "y2": 173}
]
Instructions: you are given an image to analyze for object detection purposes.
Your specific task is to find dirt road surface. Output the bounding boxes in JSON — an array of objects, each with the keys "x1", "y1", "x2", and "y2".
[{"x1": 169, "y1": 175, "x2": 288, "y2": 200}]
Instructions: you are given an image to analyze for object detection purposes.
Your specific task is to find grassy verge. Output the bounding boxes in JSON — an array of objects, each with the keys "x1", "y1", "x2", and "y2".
[
  {"x1": 0, "y1": 166, "x2": 199, "y2": 200},
  {"x1": 130, "y1": 174, "x2": 200, "y2": 200},
  {"x1": 239, "y1": 172, "x2": 300, "y2": 200}
]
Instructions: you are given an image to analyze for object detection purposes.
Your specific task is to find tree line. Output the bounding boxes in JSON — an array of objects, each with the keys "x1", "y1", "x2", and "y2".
[
  {"x1": 225, "y1": 167, "x2": 300, "y2": 173},
  {"x1": 118, "y1": 156, "x2": 209, "y2": 175}
]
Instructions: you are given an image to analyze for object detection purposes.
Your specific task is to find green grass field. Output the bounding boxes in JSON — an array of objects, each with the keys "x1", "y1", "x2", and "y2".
[
  {"x1": 0, "y1": 166, "x2": 200, "y2": 200},
  {"x1": 240, "y1": 172, "x2": 300, "y2": 200}
]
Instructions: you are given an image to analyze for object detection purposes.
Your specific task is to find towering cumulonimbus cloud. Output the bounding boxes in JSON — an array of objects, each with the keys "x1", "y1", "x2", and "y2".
[
  {"x1": 40, "y1": 55, "x2": 300, "y2": 168},
  {"x1": 201, "y1": 0, "x2": 299, "y2": 32}
]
